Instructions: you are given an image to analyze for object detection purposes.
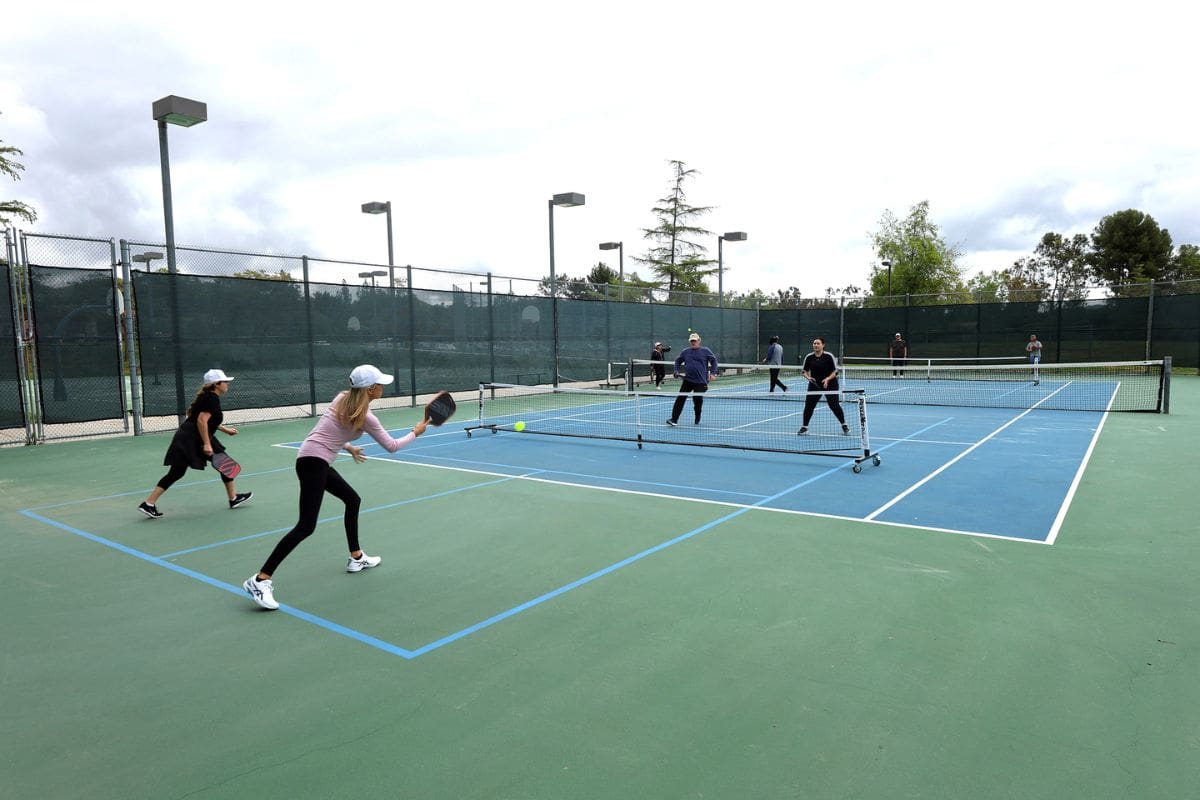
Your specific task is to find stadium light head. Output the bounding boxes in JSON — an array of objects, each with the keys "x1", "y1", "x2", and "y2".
[
  {"x1": 361, "y1": 201, "x2": 389, "y2": 215},
  {"x1": 551, "y1": 192, "x2": 585, "y2": 207},
  {"x1": 132, "y1": 251, "x2": 164, "y2": 263},
  {"x1": 598, "y1": 242, "x2": 620, "y2": 250},
  {"x1": 151, "y1": 95, "x2": 207, "y2": 127},
  {"x1": 722, "y1": 231, "x2": 748, "y2": 241}
]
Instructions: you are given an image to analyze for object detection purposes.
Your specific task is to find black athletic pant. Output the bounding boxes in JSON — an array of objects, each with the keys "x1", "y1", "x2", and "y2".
[
  {"x1": 802, "y1": 384, "x2": 847, "y2": 427},
  {"x1": 670, "y1": 380, "x2": 708, "y2": 423},
  {"x1": 260, "y1": 456, "x2": 361, "y2": 575},
  {"x1": 768, "y1": 368, "x2": 788, "y2": 392},
  {"x1": 157, "y1": 462, "x2": 232, "y2": 490},
  {"x1": 891, "y1": 357, "x2": 906, "y2": 376},
  {"x1": 652, "y1": 365, "x2": 666, "y2": 386}
]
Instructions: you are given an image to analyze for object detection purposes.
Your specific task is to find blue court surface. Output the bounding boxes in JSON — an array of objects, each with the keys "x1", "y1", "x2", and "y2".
[{"x1": 325, "y1": 389, "x2": 1112, "y2": 546}]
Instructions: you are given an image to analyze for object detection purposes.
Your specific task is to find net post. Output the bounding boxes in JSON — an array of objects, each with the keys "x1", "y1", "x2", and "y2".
[
  {"x1": 1145, "y1": 279, "x2": 1155, "y2": 361},
  {"x1": 854, "y1": 390, "x2": 871, "y2": 460},
  {"x1": 1161, "y1": 356, "x2": 1171, "y2": 414},
  {"x1": 626, "y1": 357, "x2": 634, "y2": 392}
]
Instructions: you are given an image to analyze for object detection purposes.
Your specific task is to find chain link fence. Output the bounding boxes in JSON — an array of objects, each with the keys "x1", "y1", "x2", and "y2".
[
  {"x1": 761, "y1": 279, "x2": 1199, "y2": 368},
  {"x1": 2, "y1": 230, "x2": 1194, "y2": 447}
]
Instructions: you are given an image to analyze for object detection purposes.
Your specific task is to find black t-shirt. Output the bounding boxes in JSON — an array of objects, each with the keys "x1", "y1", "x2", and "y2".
[
  {"x1": 189, "y1": 391, "x2": 224, "y2": 438},
  {"x1": 803, "y1": 351, "x2": 839, "y2": 388},
  {"x1": 889, "y1": 338, "x2": 907, "y2": 357}
]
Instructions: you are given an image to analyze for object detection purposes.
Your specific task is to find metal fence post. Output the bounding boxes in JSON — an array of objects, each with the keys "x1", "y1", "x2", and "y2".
[
  {"x1": 120, "y1": 240, "x2": 143, "y2": 435},
  {"x1": 406, "y1": 264, "x2": 417, "y2": 405},
  {"x1": 1145, "y1": 279, "x2": 1155, "y2": 361},
  {"x1": 302, "y1": 256, "x2": 317, "y2": 417}
]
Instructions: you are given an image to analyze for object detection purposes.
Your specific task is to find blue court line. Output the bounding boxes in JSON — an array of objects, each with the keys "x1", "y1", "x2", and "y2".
[
  {"x1": 18, "y1": 416, "x2": 957, "y2": 661},
  {"x1": 405, "y1": 457, "x2": 860, "y2": 657},
  {"x1": 16, "y1": 508, "x2": 415, "y2": 658},
  {"x1": 157, "y1": 471, "x2": 542, "y2": 558}
]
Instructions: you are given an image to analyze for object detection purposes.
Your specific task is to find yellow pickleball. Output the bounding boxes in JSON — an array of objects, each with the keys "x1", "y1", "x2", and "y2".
[{"x1": 514, "y1": 421, "x2": 526, "y2": 432}]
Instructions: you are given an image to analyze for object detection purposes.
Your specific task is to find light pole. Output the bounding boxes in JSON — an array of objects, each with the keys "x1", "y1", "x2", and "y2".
[
  {"x1": 131, "y1": 252, "x2": 164, "y2": 269},
  {"x1": 548, "y1": 192, "x2": 585, "y2": 387},
  {"x1": 717, "y1": 231, "x2": 747, "y2": 309},
  {"x1": 358, "y1": 269, "x2": 387, "y2": 287},
  {"x1": 152, "y1": 94, "x2": 207, "y2": 421},
  {"x1": 882, "y1": 259, "x2": 893, "y2": 296},
  {"x1": 361, "y1": 200, "x2": 412, "y2": 403},
  {"x1": 599, "y1": 241, "x2": 623, "y2": 301}
]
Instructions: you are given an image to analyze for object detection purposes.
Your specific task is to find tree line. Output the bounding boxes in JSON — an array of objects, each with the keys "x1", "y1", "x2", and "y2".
[{"x1": 5, "y1": 118, "x2": 1196, "y2": 309}]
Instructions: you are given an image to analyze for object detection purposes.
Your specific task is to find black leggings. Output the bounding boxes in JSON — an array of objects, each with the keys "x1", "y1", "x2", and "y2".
[
  {"x1": 768, "y1": 368, "x2": 788, "y2": 392},
  {"x1": 670, "y1": 380, "x2": 708, "y2": 422},
  {"x1": 157, "y1": 462, "x2": 232, "y2": 490},
  {"x1": 802, "y1": 386, "x2": 847, "y2": 426},
  {"x1": 259, "y1": 457, "x2": 362, "y2": 576}
]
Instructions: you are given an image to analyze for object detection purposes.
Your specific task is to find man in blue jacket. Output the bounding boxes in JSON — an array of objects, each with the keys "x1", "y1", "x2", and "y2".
[{"x1": 667, "y1": 332, "x2": 718, "y2": 426}]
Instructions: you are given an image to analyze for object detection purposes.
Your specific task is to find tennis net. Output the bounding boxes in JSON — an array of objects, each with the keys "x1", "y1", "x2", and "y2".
[
  {"x1": 841, "y1": 355, "x2": 1027, "y2": 377},
  {"x1": 627, "y1": 358, "x2": 1170, "y2": 413},
  {"x1": 465, "y1": 383, "x2": 880, "y2": 469}
]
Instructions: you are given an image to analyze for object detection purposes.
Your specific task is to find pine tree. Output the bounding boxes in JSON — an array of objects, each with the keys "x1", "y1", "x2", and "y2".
[{"x1": 633, "y1": 160, "x2": 715, "y2": 294}]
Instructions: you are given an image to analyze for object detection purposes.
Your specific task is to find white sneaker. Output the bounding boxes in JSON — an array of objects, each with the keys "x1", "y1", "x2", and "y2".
[
  {"x1": 243, "y1": 574, "x2": 279, "y2": 610},
  {"x1": 346, "y1": 552, "x2": 382, "y2": 573}
]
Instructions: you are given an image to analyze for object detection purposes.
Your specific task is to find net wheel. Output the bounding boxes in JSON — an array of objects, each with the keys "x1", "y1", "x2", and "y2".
[
  {"x1": 852, "y1": 463, "x2": 863, "y2": 474},
  {"x1": 873, "y1": 456, "x2": 881, "y2": 466}
]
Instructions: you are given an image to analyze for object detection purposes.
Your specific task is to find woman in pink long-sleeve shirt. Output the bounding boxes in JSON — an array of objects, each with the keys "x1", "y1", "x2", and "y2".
[{"x1": 243, "y1": 364, "x2": 428, "y2": 610}]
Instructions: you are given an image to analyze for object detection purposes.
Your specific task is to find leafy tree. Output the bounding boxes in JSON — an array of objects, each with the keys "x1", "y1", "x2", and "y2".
[
  {"x1": 1030, "y1": 232, "x2": 1091, "y2": 301},
  {"x1": 1, "y1": 113, "x2": 37, "y2": 226},
  {"x1": 232, "y1": 268, "x2": 295, "y2": 282},
  {"x1": 965, "y1": 269, "x2": 1007, "y2": 302},
  {"x1": 868, "y1": 201, "x2": 964, "y2": 298},
  {"x1": 1165, "y1": 243, "x2": 1200, "y2": 285},
  {"x1": 632, "y1": 160, "x2": 716, "y2": 293},
  {"x1": 1089, "y1": 209, "x2": 1173, "y2": 292},
  {"x1": 587, "y1": 262, "x2": 617, "y2": 286}
]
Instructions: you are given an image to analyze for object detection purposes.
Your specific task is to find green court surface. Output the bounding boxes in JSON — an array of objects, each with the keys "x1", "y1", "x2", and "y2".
[{"x1": 2, "y1": 379, "x2": 1197, "y2": 799}]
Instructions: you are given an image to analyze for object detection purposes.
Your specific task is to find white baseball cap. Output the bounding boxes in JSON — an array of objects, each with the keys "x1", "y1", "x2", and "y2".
[
  {"x1": 349, "y1": 364, "x2": 394, "y2": 388},
  {"x1": 203, "y1": 368, "x2": 233, "y2": 384},
  {"x1": 688, "y1": 332, "x2": 700, "y2": 341}
]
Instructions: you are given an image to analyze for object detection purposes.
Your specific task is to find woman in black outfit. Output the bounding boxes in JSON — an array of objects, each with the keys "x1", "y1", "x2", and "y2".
[{"x1": 138, "y1": 368, "x2": 251, "y2": 518}]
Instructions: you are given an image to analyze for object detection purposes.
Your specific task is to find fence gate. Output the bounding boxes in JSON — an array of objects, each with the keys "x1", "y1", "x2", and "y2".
[{"x1": 1, "y1": 231, "x2": 129, "y2": 444}]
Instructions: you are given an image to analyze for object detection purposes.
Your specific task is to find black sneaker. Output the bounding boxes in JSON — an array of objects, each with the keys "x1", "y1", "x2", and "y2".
[
  {"x1": 229, "y1": 492, "x2": 253, "y2": 509},
  {"x1": 665, "y1": 419, "x2": 678, "y2": 427},
  {"x1": 842, "y1": 424, "x2": 850, "y2": 435},
  {"x1": 694, "y1": 419, "x2": 701, "y2": 425},
  {"x1": 797, "y1": 427, "x2": 808, "y2": 435},
  {"x1": 138, "y1": 502, "x2": 164, "y2": 519}
]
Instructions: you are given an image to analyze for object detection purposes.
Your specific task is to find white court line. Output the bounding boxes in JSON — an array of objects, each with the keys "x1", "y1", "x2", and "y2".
[
  {"x1": 1044, "y1": 382, "x2": 1119, "y2": 545},
  {"x1": 272, "y1": 411, "x2": 1054, "y2": 545},
  {"x1": 865, "y1": 382, "x2": 1075, "y2": 522}
]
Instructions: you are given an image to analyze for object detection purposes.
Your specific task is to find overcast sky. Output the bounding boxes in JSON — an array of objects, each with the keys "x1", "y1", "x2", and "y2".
[{"x1": 2, "y1": 1, "x2": 1197, "y2": 296}]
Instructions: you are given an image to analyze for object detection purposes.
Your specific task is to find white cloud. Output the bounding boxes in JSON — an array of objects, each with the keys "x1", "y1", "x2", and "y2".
[{"x1": 3, "y1": 0, "x2": 1199, "y2": 296}]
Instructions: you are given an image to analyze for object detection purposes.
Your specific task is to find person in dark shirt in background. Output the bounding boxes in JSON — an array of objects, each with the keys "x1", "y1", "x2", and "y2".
[
  {"x1": 649, "y1": 341, "x2": 670, "y2": 389},
  {"x1": 666, "y1": 332, "x2": 718, "y2": 426}
]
